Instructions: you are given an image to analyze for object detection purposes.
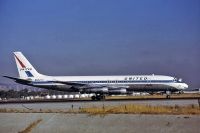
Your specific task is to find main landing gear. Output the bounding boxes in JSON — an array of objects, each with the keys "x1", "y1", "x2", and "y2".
[
  {"x1": 166, "y1": 91, "x2": 171, "y2": 99},
  {"x1": 91, "y1": 94, "x2": 106, "y2": 101}
]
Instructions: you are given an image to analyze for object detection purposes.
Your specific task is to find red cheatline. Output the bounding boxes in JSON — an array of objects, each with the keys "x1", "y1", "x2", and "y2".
[{"x1": 14, "y1": 54, "x2": 26, "y2": 68}]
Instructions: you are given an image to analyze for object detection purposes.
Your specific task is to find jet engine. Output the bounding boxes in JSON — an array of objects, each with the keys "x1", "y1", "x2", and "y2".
[
  {"x1": 108, "y1": 88, "x2": 127, "y2": 95},
  {"x1": 85, "y1": 87, "x2": 109, "y2": 93}
]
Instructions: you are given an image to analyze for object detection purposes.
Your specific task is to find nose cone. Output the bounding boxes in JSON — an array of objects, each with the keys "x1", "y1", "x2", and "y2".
[{"x1": 183, "y1": 83, "x2": 188, "y2": 89}]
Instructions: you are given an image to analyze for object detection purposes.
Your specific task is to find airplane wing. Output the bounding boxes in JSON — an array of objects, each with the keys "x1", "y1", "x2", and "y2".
[
  {"x1": 52, "y1": 80, "x2": 129, "y2": 88},
  {"x1": 52, "y1": 81, "x2": 86, "y2": 86},
  {"x1": 52, "y1": 80, "x2": 108, "y2": 88},
  {"x1": 3, "y1": 76, "x2": 31, "y2": 84}
]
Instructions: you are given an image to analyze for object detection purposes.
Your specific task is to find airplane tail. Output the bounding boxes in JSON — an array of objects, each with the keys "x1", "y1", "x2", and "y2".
[{"x1": 14, "y1": 52, "x2": 42, "y2": 79}]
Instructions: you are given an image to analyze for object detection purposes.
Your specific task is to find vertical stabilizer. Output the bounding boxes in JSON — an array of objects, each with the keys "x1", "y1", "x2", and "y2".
[{"x1": 14, "y1": 52, "x2": 41, "y2": 79}]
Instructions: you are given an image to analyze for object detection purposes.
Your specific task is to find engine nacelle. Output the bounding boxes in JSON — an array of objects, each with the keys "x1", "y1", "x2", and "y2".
[
  {"x1": 108, "y1": 88, "x2": 127, "y2": 94},
  {"x1": 85, "y1": 87, "x2": 108, "y2": 93}
]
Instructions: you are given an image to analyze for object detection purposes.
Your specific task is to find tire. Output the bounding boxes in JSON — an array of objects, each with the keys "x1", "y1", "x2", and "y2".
[
  {"x1": 91, "y1": 96, "x2": 96, "y2": 101},
  {"x1": 166, "y1": 95, "x2": 170, "y2": 99},
  {"x1": 96, "y1": 96, "x2": 101, "y2": 101}
]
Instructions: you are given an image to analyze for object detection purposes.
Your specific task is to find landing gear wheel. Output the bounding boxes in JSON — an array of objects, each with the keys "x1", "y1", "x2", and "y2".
[
  {"x1": 96, "y1": 96, "x2": 101, "y2": 101},
  {"x1": 91, "y1": 94, "x2": 106, "y2": 101},
  {"x1": 166, "y1": 95, "x2": 170, "y2": 99},
  {"x1": 91, "y1": 96, "x2": 96, "y2": 101},
  {"x1": 179, "y1": 90, "x2": 183, "y2": 94},
  {"x1": 97, "y1": 95, "x2": 106, "y2": 101}
]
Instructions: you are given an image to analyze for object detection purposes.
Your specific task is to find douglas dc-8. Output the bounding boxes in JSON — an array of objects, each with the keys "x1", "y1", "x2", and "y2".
[{"x1": 3, "y1": 52, "x2": 188, "y2": 100}]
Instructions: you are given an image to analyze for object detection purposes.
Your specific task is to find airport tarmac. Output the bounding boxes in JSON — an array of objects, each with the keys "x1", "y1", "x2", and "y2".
[
  {"x1": 0, "y1": 99, "x2": 199, "y2": 110},
  {"x1": 0, "y1": 113, "x2": 199, "y2": 133},
  {"x1": 0, "y1": 99, "x2": 199, "y2": 133}
]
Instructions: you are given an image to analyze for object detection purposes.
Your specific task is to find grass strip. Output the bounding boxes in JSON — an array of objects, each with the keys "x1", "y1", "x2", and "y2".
[{"x1": 0, "y1": 104, "x2": 199, "y2": 115}]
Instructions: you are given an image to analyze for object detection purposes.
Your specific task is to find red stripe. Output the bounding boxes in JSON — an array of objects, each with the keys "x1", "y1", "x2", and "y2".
[{"x1": 14, "y1": 55, "x2": 26, "y2": 68}]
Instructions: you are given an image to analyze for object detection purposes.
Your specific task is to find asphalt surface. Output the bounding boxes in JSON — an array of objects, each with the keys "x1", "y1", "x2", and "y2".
[
  {"x1": 0, "y1": 113, "x2": 199, "y2": 133},
  {"x1": 0, "y1": 99, "x2": 199, "y2": 110},
  {"x1": 0, "y1": 99, "x2": 199, "y2": 133}
]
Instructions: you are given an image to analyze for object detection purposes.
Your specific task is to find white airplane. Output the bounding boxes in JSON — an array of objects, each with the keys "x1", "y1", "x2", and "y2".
[{"x1": 3, "y1": 52, "x2": 188, "y2": 100}]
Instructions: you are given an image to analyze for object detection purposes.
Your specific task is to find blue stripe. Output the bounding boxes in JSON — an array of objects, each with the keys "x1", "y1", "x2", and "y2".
[
  {"x1": 32, "y1": 81, "x2": 53, "y2": 83},
  {"x1": 74, "y1": 80, "x2": 175, "y2": 83},
  {"x1": 32, "y1": 80, "x2": 178, "y2": 84},
  {"x1": 25, "y1": 71, "x2": 34, "y2": 77}
]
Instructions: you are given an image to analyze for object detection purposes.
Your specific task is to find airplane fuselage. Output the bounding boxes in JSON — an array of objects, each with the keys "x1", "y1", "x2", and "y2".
[{"x1": 24, "y1": 75, "x2": 188, "y2": 93}]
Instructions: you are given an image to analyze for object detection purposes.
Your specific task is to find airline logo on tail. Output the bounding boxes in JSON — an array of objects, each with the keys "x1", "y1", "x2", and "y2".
[
  {"x1": 14, "y1": 55, "x2": 26, "y2": 68},
  {"x1": 14, "y1": 54, "x2": 34, "y2": 77}
]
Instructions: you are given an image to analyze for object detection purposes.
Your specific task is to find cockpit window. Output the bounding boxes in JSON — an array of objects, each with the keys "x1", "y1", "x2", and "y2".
[{"x1": 174, "y1": 78, "x2": 183, "y2": 83}]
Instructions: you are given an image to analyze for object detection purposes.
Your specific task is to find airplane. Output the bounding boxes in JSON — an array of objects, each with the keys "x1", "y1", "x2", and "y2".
[{"x1": 3, "y1": 52, "x2": 188, "y2": 100}]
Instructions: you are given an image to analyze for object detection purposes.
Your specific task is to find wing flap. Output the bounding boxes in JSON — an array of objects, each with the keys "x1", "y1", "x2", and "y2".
[
  {"x1": 52, "y1": 81, "x2": 107, "y2": 88},
  {"x1": 52, "y1": 81, "x2": 85, "y2": 86}
]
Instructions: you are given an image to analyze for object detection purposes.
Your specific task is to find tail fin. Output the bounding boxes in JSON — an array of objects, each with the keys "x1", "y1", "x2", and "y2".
[{"x1": 14, "y1": 52, "x2": 41, "y2": 79}]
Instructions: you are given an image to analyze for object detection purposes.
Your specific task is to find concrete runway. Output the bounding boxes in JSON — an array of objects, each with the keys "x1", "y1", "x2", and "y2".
[
  {"x1": 0, "y1": 99, "x2": 199, "y2": 133},
  {"x1": 0, "y1": 99, "x2": 199, "y2": 110},
  {"x1": 0, "y1": 113, "x2": 199, "y2": 133}
]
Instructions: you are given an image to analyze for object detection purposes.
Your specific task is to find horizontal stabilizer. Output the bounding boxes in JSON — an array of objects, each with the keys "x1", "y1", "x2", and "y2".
[{"x1": 3, "y1": 75, "x2": 31, "y2": 84}]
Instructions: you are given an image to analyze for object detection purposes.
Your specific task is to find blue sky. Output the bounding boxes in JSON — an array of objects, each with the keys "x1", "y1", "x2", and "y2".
[{"x1": 0, "y1": 0, "x2": 199, "y2": 88}]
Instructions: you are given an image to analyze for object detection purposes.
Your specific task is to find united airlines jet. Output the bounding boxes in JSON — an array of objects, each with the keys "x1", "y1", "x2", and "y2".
[{"x1": 3, "y1": 52, "x2": 188, "y2": 100}]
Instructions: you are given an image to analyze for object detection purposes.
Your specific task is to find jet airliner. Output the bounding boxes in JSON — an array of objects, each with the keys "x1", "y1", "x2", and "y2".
[{"x1": 3, "y1": 52, "x2": 188, "y2": 100}]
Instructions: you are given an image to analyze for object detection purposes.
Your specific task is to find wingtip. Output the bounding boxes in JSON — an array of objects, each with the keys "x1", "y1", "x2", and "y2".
[
  {"x1": 2, "y1": 75, "x2": 18, "y2": 80},
  {"x1": 2, "y1": 75, "x2": 11, "y2": 78},
  {"x1": 13, "y1": 51, "x2": 22, "y2": 54}
]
